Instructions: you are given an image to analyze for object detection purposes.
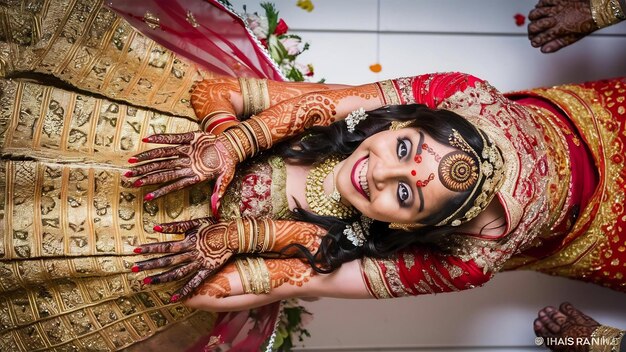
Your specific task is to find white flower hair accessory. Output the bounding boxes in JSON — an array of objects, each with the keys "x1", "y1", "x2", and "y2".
[
  {"x1": 345, "y1": 108, "x2": 368, "y2": 133},
  {"x1": 344, "y1": 216, "x2": 373, "y2": 247}
]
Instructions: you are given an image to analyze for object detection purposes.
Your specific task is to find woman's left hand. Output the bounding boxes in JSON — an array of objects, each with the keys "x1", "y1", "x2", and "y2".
[
  {"x1": 132, "y1": 218, "x2": 235, "y2": 302},
  {"x1": 127, "y1": 131, "x2": 238, "y2": 209}
]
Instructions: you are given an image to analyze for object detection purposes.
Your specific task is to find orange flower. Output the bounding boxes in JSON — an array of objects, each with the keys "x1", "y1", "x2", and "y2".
[{"x1": 369, "y1": 63, "x2": 382, "y2": 73}]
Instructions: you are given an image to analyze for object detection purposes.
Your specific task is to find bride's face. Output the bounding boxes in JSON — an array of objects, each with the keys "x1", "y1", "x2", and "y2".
[{"x1": 335, "y1": 127, "x2": 458, "y2": 224}]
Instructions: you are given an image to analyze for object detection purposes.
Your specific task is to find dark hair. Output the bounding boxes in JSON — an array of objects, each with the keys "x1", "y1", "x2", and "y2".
[{"x1": 277, "y1": 104, "x2": 486, "y2": 274}]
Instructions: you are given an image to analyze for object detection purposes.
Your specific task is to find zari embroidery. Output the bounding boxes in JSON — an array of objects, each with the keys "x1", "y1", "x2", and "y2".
[
  {"x1": 361, "y1": 257, "x2": 392, "y2": 299},
  {"x1": 376, "y1": 80, "x2": 401, "y2": 105},
  {"x1": 509, "y1": 82, "x2": 626, "y2": 285},
  {"x1": 395, "y1": 77, "x2": 416, "y2": 104}
]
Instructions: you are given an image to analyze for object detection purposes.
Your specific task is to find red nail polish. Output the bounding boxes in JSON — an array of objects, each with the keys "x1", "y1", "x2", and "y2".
[
  {"x1": 153, "y1": 225, "x2": 163, "y2": 232},
  {"x1": 142, "y1": 137, "x2": 150, "y2": 143},
  {"x1": 128, "y1": 157, "x2": 139, "y2": 164},
  {"x1": 131, "y1": 265, "x2": 140, "y2": 272},
  {"x1": 170, "y1": 294, "x2": 180, "y2": 303},
  {"x1": 144, "y1": 193, "x2": 154, "y2": 201},
  {"x1": 133, "y1": 247, "x2": 143, "y2": 254},
  {"x1": 124, "y1": 170, "x2": 134, "y2": 177},
  {"x1": 133, "y1": 179, "x2": 143, "y2": 187},
  {"x1": 143, "y1": 277, "x2": 152, "y2": 285}
]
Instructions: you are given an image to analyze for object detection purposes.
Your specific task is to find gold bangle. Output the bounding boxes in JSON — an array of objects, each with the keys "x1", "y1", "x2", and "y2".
[
  {"x1": 590, "y1": 0, "x2": 625, "y2": 29},
  {"x1": 244, "y1": 257, "x2": 271, "y2": 294},
  {"x1": 239, "y1": 78, "x2": 270, "y2": 117},
  {"x1": 590, "y1": 325, "x2": 624, "y2": 352},
  {"x1": 199, "y1": 110, "x2": 235, "y2": 131},
  {"x1": 235, "y1": 258, "x2": 252, "y2": 294},
  {"x1": 221, "y1": 129, "x2": 245, "y2": 162},
  {"x1": 245, "y1": 116, "x2": 273, "y2": 149}
]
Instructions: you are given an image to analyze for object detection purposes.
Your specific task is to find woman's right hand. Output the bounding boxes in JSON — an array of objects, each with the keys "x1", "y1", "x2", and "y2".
[{"x1": 127, "y1": 131, "x2": 238, "y2": 212}]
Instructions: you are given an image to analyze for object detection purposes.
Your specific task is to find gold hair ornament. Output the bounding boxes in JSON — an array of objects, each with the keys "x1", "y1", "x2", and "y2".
[{"x1": 389, "y1": 120, "x2": 414, "y2": 131}]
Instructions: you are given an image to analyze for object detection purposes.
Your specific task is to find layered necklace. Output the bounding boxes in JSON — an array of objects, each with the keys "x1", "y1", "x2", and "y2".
[{"x1": 305, "y1": 155, "x2": 356, "y2": 219}]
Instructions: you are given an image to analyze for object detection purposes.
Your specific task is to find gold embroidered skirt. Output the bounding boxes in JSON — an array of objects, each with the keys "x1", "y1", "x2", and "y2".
[{"x1": 0, "y1": 0, "x2": 223, "y2": 350}]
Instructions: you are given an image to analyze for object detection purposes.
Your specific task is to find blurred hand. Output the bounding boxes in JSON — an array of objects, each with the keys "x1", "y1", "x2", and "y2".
[
  {"x1": 534, "y1": 302, "x2": 600, "y2": 352},
  {"x1": 528, "y1": 0, "x2": 597, "y2": 53}
]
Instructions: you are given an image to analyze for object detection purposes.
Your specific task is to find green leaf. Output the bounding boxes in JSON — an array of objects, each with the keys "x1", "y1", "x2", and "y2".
[{"x1": 260, "y1": 2, "x2": 279, "y2": 34}]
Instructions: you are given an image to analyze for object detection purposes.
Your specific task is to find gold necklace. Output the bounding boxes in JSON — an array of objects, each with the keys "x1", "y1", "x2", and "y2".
[{"x1": 306, "y1": 155, "x2": 356, "y2": 219}]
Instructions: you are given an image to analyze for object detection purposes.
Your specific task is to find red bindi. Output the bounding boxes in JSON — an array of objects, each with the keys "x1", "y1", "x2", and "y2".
[
  {"x1": 414, "y1": 155, "x2": 422, "y2": 163},
  {"x1": 411, "y1": 170, "x2": 417, "y2": 176}
]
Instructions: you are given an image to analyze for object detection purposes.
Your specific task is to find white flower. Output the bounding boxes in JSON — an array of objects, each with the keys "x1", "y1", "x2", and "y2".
[
  {"x1": 246, "y1": 14, "x2": 269, "y2": 40},
  {"x1": 280, "y1": 37, "x2": 302, "y2": 56}
]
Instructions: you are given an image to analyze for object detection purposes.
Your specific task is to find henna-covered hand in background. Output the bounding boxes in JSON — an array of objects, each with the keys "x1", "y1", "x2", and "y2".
[
  {"x1": 534, "y1": 302, "x2": 601, "y2": 352},
  {"x1": 527, "y1": 0, "x2": 599, "y2": 53},
  {"x1": 126, "y1": 131, "x2": 239, "y2": 212}
]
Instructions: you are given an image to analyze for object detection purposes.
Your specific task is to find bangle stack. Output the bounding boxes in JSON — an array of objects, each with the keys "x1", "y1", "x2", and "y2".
[
  {"x1": 239, "y1": 77, "x2": 270, "y2": 117},
  {"x1": 233, "y1": 218, "x2": 276, "y2": 253},
  {"x1": 200, "y1": 110, "x2": 238, "y2": 134},
  {"x1": 235, "y1": 257, "x2": 271, "y2": 294},
  {"x1": 590, "y1": 325, "x2": 625, "y2": 352},
  {"x1": 590, "y1": 0, "x2": 625, "y2": 29}
]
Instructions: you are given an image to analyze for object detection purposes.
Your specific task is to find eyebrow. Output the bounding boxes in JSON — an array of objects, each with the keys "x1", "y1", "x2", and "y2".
[
  {"x1": 416, "y1": 131, "x2": 424, "y2": 155},
  {"x1": 416, "y1": 131, "x2": 425, "y2": 212}
]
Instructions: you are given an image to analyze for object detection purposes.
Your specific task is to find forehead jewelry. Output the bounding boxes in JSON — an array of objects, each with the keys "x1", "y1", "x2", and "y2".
[
  {"x1": 438, "y1": 151, "x2": 478, "y2": 192},
  {"x1": 346, "y1": 108, "x2": 368, "y2": 133},
  {"x1": 435, "y1": 128, "x2": 505, "y2": 227},
  {"x1": 344, "y1": 216, "x2": 373, "y2": 247}
]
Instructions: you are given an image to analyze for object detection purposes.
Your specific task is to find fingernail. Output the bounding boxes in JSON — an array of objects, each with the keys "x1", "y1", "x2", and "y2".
[
  {"x1": 124, "y1": 170, "x2": 134, "y2": 177},
  {"x1": 133, "y1": 179, "x2": 143, "y2": 187},
  {"x1": 144, "y1": 193, "x2": 154, "y2": 201},
  {"x1": 128, "y1": 157, "x2": 139, "y2": 164},
  {"x1": 131, "y1": 265, "x2": 140, "y2": 272},
  {"x1": 170, "y1": 294, "x2": 180, "y2": 303},
  {"x1": 143, "y1": 277, "x2": 153, "y2": 285},
  {"x1": 142, "y1": 137, "x2": 150, "y2": 143},
  {"x1": 153, "y1": 225, "x2": 163, "y2": 232},
  {"x1": 133, "y1": 247, "x2": 143, "y2": 254}
]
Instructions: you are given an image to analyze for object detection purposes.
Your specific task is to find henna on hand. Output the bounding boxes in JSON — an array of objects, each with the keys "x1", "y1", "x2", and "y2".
[
  {"x1": 257, "y1": 85, "x2": 383, "y2": 145},
  {"x1": 191, "y1": 77, "x2": 240, "y2": 121},
  {"x1": 133, "y1": 221, "x2": 238, "y2": 300},
  {"x1": 528, "y1": 0, "x2": 598, "y2": 53},
  {"x1": 534, "y1": 302, "x2": 600, "y2": 352},
  {"x1": 127, "y1": 131, "x2": 238, "y2": 201}
]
